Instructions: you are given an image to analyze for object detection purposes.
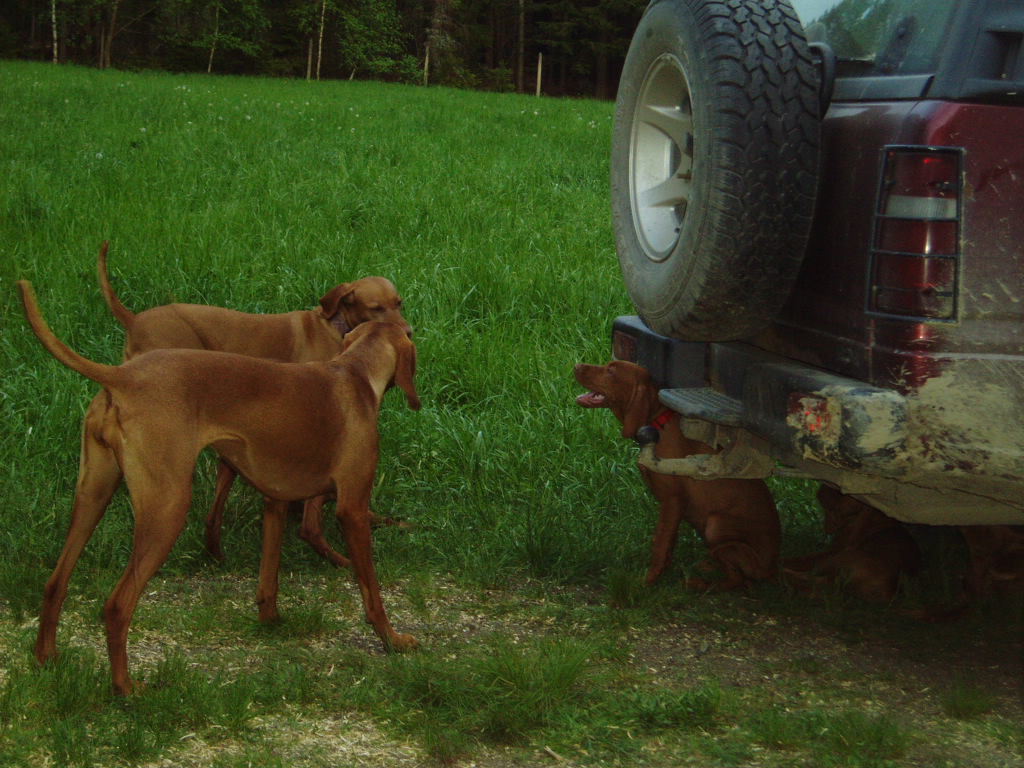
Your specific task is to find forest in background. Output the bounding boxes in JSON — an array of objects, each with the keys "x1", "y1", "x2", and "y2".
[{"x1": 1, "y1": 0, "x2": 647, "y2": 98}]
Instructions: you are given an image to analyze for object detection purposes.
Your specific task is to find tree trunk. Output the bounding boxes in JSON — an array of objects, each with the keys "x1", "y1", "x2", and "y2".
[
  {"x1": 516, "y1": 0, "x2": 524, "y2": 92},
  {"x1": 98, "y1": 21, "x2": 106, "y2": 68},
  {"x1": 207, "y1": 4, "x2": 220, "y2": 74},
  {"x1": 51, "y1": 0, "x2": 58, "y2": 64},
  {"x1": 485, "y1": 4, "x2": 495, "y2": 70},
  {"x1": 315, "y1": 0, "x2": 327, "y2": 81},
  {"x1": 306, "y1": 37, "x2": 313, "y2": 80},
  {"x1": 428, "y1": 0, "x2": 453, "y2": 84},
  {"x1": 594, "y1": 20, "x2": 613, "y2": 100},
  {"x1": 101, "y1": 0, "x2": 121, "y2": 69}
]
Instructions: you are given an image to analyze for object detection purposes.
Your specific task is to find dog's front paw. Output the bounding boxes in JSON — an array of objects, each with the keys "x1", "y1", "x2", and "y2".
[
  {"x1": 113, "y1": 676, "x2": 146, "y2": 697},
  {"x1": 388, "y1": 632, "x2": 419, "y2": 652},
  {"x1": 684, "y1": 576, "x2": 713, "y2": 592},
  {"x1": 34, "y1": 646, "x2": 58, "y2": 667}
]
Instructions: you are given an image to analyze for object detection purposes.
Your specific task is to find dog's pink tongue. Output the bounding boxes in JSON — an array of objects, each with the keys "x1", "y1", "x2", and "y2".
[{"x1": 576, "y1": 392, "x2": 607, "y2": 408}]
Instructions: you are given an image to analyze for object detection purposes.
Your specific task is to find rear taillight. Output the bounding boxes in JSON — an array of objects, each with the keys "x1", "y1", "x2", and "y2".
[
  {"x1": 612, "y1": 330, "x2": 637, "y2": 362},
  {"x1": 869, "y1": 147, "x2": 962, "y2": 320}
]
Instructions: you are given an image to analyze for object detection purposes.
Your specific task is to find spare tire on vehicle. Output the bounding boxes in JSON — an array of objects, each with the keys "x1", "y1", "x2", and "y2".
[{"x1": 612, "y1": 0, "x2": 822, "y2": 341}]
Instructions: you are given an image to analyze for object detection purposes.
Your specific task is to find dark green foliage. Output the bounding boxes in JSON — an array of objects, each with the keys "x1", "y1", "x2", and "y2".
[{"x1": 0, "y1": 0, "x2": 648, "y2": 96}]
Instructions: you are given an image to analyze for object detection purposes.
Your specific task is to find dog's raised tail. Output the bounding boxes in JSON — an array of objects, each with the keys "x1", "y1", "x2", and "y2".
[
  {"x1": 97, "y1": 241, "x2": 135, "y2": 327},
  {"x1": 18, "y1": 281, "x2": 119, "y2": 386}
]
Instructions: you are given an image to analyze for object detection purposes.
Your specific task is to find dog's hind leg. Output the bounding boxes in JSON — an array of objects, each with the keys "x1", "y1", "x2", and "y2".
[
  {"x1": 36, "y1": 395, "x2": 122, "y2": 666},
  {"x1": 256, "y1": 498, "x2": 287, "y2": 622},
  {"x1": 104, "y1": 455, "x2": 193, "y2": 695},
  {"x1": 706, "y1": 540, "x2": 776, "y2": 590},
  {"x1": 204, "y1": 460, "x2": 236, "y2": 562},
  {"x1": 299, "y1": 494, "x2": 352, "y2": 568}
]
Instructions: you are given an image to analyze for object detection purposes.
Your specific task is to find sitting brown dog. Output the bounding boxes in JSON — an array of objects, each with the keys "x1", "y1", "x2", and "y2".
[
  {"x1": 575, "y1": 360, "x2": 780, "y2": 590},
  {"x1": 785, "y1": 485, "x2": 922, "y2": 603},
  {"x1": 95, "y1": 242, "x2": 410, "y2": 563},
  {"x1": 960, "y1": 525, "x2": 1024, "y2": 601},
  {"x1": 21, "y1": 280, "x2": 419, "y2": 695}
]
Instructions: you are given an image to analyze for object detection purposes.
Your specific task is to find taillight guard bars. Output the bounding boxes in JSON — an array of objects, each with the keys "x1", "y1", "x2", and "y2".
[{"x1": 867, "y1": 145, "x2": 964, "y2": 321}]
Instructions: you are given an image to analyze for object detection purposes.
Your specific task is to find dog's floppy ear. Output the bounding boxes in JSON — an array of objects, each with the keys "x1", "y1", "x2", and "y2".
[
  {"x1": 319, "y1": 283, "x2": 354, "y2": 320},
  {"x1": 395, "y1": 339, "x2": 421, "y2": 411},
  {"x1": 618, "y1": 365, "x2": 656, "y2": 440}
]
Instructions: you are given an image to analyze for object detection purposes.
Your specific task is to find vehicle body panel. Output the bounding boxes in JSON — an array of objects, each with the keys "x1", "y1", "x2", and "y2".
[{"x1": 613, "y1": 0, "x2": 1024, "y2": 524}]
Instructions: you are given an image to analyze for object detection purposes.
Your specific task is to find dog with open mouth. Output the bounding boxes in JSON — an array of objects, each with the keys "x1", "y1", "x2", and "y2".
[{"x1": 575, "y1": 360, "x2": 780, "y2": 590}]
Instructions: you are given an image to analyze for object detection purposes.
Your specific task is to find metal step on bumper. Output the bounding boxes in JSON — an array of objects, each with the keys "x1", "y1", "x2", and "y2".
[{"x1": 658, "y1": 387, "x2": 745, "y2": 427}]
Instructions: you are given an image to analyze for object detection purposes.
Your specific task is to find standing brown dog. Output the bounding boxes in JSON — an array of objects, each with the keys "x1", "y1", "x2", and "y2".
[
  {"x1": 97, "y1": 242, "x2": 410, "y2": 360},
  {"x1": 575, "y1": 360, "x2": 780, "y2": 589},
  {"x1": 21, "y1": 281, "x2": 419, "y2": 695},
  {"x1": 95, "y1": 242, "x2": 410, "y2": 563},
  {"x1": 785, "y1": 486, "x2": 922, "y2": 603}
]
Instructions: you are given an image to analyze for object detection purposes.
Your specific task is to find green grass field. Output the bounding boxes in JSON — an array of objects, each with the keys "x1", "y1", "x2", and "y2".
[
  {"x1": 1, "y1": 61, "x2": 1021, "y2": 767},
  {"x1": 0, "y1": 58, "x2": 652, "y2": 586}
]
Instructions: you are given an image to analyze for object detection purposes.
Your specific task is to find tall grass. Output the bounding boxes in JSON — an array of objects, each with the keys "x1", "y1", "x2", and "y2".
[{"x1": 0, "y1": 60, "x2": 660, "y2": 593}]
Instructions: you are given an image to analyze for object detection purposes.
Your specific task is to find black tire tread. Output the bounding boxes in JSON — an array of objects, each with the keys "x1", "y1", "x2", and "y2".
[{"x1": 618, "y1": 0, "x2": 821, "y2": 340}]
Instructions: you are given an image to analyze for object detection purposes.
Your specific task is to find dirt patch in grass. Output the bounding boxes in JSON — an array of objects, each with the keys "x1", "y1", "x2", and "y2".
[
  {"x1": 3, "y1": 568, "x2": 1021, "y2": 767},
  {"x1": 138, "y1": 711, "x2": 423, "y2": 768}
]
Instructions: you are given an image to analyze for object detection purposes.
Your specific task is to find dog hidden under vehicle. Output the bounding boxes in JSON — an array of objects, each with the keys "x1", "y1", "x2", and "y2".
[{"x1": 610, "y1": 0, "x2": 1024, "y2": 526}]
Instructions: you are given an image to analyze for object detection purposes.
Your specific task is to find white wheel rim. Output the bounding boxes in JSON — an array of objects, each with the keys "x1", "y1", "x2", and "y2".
[{"x1": 629, "y1": 53, "x2": 695, "y2": 262}]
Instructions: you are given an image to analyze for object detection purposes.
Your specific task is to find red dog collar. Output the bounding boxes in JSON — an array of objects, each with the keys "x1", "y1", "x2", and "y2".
[{"x1": 648, "y1": 408, "x2": 675, "y2": 432}]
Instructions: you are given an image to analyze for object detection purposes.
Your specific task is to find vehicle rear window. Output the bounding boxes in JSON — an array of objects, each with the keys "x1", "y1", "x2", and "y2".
[{"x1": 791, "y1": 0, "x2": 958, "y2": 77}]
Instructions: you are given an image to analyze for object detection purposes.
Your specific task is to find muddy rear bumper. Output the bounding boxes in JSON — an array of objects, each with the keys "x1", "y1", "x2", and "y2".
[
  {"x1": 612, "y1": 316, "x2": 909, "y2": 473},
  {"x1": 611, "y1": 316, "x2": 1024, "y2": 524}
]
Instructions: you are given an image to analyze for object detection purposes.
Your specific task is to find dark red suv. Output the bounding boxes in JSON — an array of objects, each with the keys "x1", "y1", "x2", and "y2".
[{"x1": 610, "y1": 0, "x2": 1024, "y2": 525}]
